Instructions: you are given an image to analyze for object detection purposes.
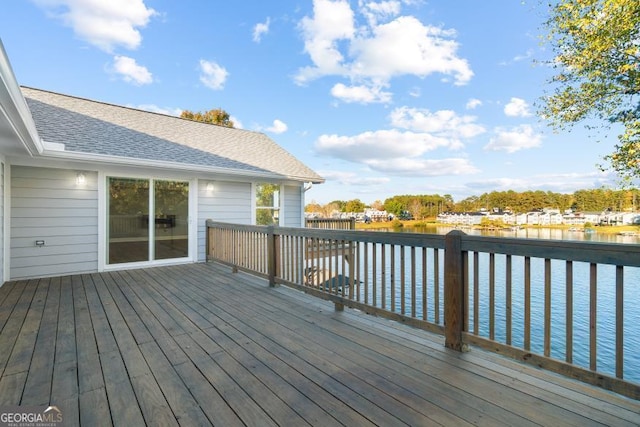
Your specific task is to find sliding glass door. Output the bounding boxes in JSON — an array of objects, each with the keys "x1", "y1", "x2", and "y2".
[
  {"x1": 108, "y1": 177, "x2": 189, "y2": 265},
  {"x1": 108, "y1": 178, "x2": 150, "y2": 264},
  {"x1": 154, "y1": 180, "x2": 189, "y2": 260}
]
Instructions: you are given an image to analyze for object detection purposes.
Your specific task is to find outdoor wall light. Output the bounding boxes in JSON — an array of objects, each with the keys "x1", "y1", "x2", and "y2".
[
  {"x1": 76, "y1": 172, "x2": 86, "y2": 185},
  {"x1": 206, "y1": 182, "x2": 214, "y2": 192}
]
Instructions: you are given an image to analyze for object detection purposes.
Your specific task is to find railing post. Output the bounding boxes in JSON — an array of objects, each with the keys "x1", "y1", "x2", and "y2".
[
  {"x1": 267, "y1": 225, "x2": 277, "y2": 287},
  {"x1": 444, "y1": 230, "x2": 467, "y2": 351},
  {"x1": 205, "y1": 220, "x2": 211, "y2": 262}
]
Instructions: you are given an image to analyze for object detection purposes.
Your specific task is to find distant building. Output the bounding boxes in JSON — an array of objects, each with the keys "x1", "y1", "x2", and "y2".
[{"x1": 437, "y1": 209, "x2": 638, "y2": 226}]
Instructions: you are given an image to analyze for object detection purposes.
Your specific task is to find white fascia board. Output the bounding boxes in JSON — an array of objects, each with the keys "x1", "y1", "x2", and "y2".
[
  {"x1": 0, "y1": 40, "x2": 44, "y2": 156},
  {"x1": 38, "y1": 146, "x2": 315, "y2": 183}
]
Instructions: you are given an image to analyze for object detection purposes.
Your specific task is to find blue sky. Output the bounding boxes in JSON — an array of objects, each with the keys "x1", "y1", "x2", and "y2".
[{"x1": 0, "y1": 0, "x2": 622, "y2": 204}]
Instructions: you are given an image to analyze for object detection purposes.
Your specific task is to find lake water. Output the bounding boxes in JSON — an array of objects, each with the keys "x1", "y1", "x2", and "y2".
[
  {"x1": 382, "y1": 224, "x2": 640, "y2": 244},
  {"x1": 357, "y1": 226, "x2": 640, "y2": 383}
]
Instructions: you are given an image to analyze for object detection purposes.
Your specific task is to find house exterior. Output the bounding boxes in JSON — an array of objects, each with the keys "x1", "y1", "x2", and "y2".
[
  {"x1": 599, "y1": 211, "x2": 640, "y2": 226},
  {"x1": 0, "y1": 41, "x2": 323, "y2": 282},
  {"x1": 436, "y1": 211, "x2": 487, "y2": 226},
  {"x1": 525, "y1": 210, "x2": 563, "y2": 226}
]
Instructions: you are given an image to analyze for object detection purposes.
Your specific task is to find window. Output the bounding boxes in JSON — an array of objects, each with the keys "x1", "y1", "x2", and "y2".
[{"x1": 255, "y1": 183, "x2": 280, "y2": 225}]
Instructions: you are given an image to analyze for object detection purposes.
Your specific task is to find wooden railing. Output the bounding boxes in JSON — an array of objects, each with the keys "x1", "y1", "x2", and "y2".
[
  {"x1": 206, "y1": 220, "x2": 640, "y2": 399},
  {"x1": 305, "y1": 217, "x2": 355, "y2": 230}
]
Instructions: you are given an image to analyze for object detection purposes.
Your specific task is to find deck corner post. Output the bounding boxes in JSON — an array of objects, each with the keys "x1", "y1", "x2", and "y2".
[
  {"x1": 205, "y1": 219, "x2": 213, "y2": 262},
  {"x1": 444, "y1": 230, "x2": 466, "y2": 352},
  {"x1": 267, "y1": 225, "x2": 278, "y2": 287}
]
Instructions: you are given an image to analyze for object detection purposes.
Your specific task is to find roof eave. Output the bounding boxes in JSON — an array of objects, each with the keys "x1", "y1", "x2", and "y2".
[
  {"x1": 0, "y1": 40, "x2": 43, "y2": 156},
  {"x1": 40, "y1": 147, "x2": 323, "y2": 183}
]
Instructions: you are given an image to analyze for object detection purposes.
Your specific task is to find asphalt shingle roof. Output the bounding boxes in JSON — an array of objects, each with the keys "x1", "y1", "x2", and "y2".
[{"x1": 21, "y1": 87, "x2": 324, "y2": 183}]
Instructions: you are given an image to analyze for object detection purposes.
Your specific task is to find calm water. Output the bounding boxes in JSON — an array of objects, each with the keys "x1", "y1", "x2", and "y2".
[
  {"x1": 386, "y1": 224, "x2": 640, "y2": 244},
  {"x1": 356, "y1": 226, "x2": 640, "y2": 383}
]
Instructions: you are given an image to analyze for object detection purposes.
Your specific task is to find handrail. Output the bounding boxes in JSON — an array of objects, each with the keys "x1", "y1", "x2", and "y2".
[{"x1": 205, "y1": 220, "x2": 640, "y2": 399}]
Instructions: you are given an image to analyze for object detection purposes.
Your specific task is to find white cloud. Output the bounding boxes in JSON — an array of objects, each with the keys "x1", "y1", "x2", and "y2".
[
  {"x1": 266, "y1": 119, "x2": 288, "y2": 134},
  {"x1": 484, "y1": 124, "x2": 542, "y2": 153},
  {"x1": 331, "y1": 83, "x2": 392, "y2": 103},
  {"x1": 366, "y1": 158, "x2": 479, "y2": 176},
  {"x1": 34, "y1": 0, "x2": 157, "y2": 52},
  {"x1": 349, "y1": 16, "x2": 472, "y2": 84},
  {"x1": 319, "y1": 170, "x2": 390, "y2": 186},
  {"x1": 253, "y1": 17, "x2": 270, "y2": 43},
  {"x1": 314, "y1": 128, "x2": 479, "y2": 177},
  {"x1": 500, "y1": 49, "x2": 534, "y2": 66},
  {"x1": 297, "y1": 0, "x2": 355, "y2": 82},
  {"x1": 199, "y1": 59, "x2": 228, "y2": 90},
  {"x1": 389, "y1": 107, "x2": 485, "y2": 140},
  {"x1": 466, "y1": 98, "x2": 482, "y2": 110},
  {"x1": 133, "y1": 104, "x2": 182, "y2": 116},
  {"x1": 315, "y1": 129, "x2": 456, "y2": 163},
  {"x1": 465, "y1": 177, "x2": 529, "y2": 191},
  {"x1": 504, "y1": 97, "x2": 532, "y2": 117},
  {"x1": 512, "y1": 49, "x2": 534, "y2": 62},
  {"x1": 296, "y1": 1, "x2": 473, "y2": 103},
  {"x1": 360, "y1": 0, "x2": 401, "y2": 26},
  {"x1": 112, "y1": 55, "x2": 153, "y2": 85},
  {"x1": 314, "y1": 104, "x2": 487, "y2": 177},
  {"x1": 230, "y1": 116, "x2": 244, "y2": 129}
]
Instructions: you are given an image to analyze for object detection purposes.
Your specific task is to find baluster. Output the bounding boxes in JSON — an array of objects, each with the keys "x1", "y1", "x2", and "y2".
[
  {"x1": 434, "y1": 248, "x2": 440, "y2": 325},
  {"x1": 616, "y1": 265, "x2": 624, "y2": 379},
  {"x1": 411, "y1": 246, "x2": 416, "y2": 318},
  {"x1": 590, "y1": 263, "x2": 597, "y2": 371},
  {"x1": 506, "y1": 254, "x2": 512, "y2": 346},
  {"x1": 566, "y1": 261, "x2": 573, "y2": 364},
  {"x1": 401, "y1": 246, "x2": 406, "y2": 315},
  {"x1": 544, "y1": 258, "x2": 551, "y2": 357},
  {"x1": 372, "y1": 243, "x2": 377, "y2": 307},
  {"x1": 474, "y1": 252, "x2": 479, "y2": 335},
  {"x1": 364, "y1": 242, "x2": 369, "y2": 305},
  {"x1": 463, "y1": 250, "x2": 469, "y2": 333},
  {"x1": 391, "y1": 244, "x2": 396, "y2": 313},
  {"x1": 490, "y1": 253, "x2": 495, "y2": 340},
  {"x1": 524, "y1": 256, "x2": 531, "y2": 351},
  {"x1": 422, "y1": 247, "x2": 427, "y2": 321},
  {"x1": 381, "y1": 244, "x2": 386, "y2": 310}
]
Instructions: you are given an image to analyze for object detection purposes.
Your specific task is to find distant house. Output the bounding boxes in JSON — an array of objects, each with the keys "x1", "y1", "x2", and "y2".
[
  {"x1": 0, "y1": 41, "x2": 323, "y2": 281},
  {"x1": 599, "y1": 211, "x2": 640, "y2": 226},
  {"x1": 437, "y1": 211, "x2": 487, "y2": 225},
  {"x1": 486, "y1": 211, "x2": 514, "y2": 224},
  {"x1": 526, "y1": 210, "x2": 562, "y2": 226},
  {"x1": 562, "y1": 211, "x2": 597, "y2": 225}
]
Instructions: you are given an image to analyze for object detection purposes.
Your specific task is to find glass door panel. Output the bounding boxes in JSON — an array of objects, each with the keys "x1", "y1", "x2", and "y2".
[
  {"x1": 108, "y1": 178, "x2": 150, "y2": 264},
  {"x1": 154, "y1": 180, "x2": 189, "y2": 260}
]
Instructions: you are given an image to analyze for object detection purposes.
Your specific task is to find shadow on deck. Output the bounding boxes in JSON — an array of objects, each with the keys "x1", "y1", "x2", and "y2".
[{"x1": 0, "y1": 263, "x2": 638, "y2": 426}]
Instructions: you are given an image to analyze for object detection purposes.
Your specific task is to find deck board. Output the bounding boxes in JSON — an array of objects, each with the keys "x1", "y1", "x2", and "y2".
[
  {"x1": 172, "y1": 266, "x2": 527, "y2": 426},
  {"x1": 22, "y1": 276, "x2": 59, "y2": 406},
  {"x1": 0, "y1": 262, "x2": 638, "y2": 426}
]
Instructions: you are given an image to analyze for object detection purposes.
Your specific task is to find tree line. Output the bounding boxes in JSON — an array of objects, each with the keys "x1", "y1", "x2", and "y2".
[{"x1": 305, "y1": 188, "x2": 640, "y2": 220}]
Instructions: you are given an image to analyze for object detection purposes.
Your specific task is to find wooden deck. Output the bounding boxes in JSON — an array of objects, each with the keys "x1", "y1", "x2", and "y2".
[{"x1": 0, "y1": 263, "x2": 638, "y2": 426}]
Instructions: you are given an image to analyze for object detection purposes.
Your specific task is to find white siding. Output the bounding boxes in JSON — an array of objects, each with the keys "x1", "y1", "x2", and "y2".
[
  {"x1": 282, "y1": 184, "x2": 303, "y2": 227},
  {"x1": 197, "y1": 180, "x2": 251, "y2": 262},
  {"x1": 11, "y1": 166, "x2": 98, "y2": 279}
]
